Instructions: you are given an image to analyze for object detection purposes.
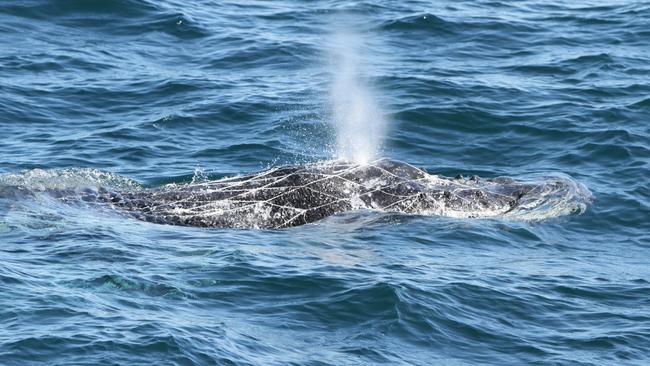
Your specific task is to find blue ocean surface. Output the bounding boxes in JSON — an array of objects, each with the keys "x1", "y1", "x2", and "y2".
[{"x1": 1, "y1": 0, "x2": 649, "y2": 365}]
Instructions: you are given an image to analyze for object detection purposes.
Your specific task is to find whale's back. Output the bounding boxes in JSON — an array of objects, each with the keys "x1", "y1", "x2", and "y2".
[{"x1": 5, "y1": 160, "x2": 588, "y2": 229}]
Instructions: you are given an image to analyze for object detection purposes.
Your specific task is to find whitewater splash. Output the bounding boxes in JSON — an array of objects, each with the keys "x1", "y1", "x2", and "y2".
[
  {"x1": 329, "y1": 28, "x2": 386, "y2": 164},
  {"x1": 0, "y1": 160, "x2": 591, "y2": 229}
]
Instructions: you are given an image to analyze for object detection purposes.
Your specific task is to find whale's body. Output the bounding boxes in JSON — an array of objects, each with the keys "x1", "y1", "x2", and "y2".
[{"x1": 67, "y1": 159, "x2": 588, "y2": 228}]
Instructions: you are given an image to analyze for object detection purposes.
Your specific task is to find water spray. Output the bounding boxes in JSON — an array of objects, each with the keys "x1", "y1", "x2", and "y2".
[{"x1": 329, "y1": 27, "x2": 386, "y2": 164}]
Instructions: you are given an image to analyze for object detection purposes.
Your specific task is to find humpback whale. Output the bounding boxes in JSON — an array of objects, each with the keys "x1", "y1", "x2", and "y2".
[{"x1": 58, "y1": 159, "x2": 589, "y2": 229}]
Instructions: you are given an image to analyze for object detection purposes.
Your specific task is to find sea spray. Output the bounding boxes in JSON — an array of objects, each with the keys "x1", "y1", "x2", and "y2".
[{"x1": 329, "y1": 28, "x2": 386, "y2": 164}]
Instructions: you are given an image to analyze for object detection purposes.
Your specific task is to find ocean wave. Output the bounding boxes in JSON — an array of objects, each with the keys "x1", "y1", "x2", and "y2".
[
  {"x1": 68, "y1": 274, "x2": 190, "y2": 299},
  {"x1": 1, "y1": 0, "x2": 208, "y2": 40},
  {"x1": 381, "y1": 12, "x2": 541, "y2": 37},
  {"x1": 1, "y1": 0, "x2": 159, "y2": 19},
  {"x1": 381, "y1": 13, "x2": 454, "y2": 34}
]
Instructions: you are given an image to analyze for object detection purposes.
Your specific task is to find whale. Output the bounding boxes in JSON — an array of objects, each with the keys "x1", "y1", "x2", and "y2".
[{"x1": 49, "y1": 159, "x2": 589, "y2": 229}]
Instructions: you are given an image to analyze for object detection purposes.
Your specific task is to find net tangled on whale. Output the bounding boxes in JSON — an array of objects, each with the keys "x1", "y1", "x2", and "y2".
[
  {"x1": 24, "y1": 159, "x2": 586, "y2": 229},
  {"x1": 0, "y1": 159, "x2": 591, "y2": 229}
]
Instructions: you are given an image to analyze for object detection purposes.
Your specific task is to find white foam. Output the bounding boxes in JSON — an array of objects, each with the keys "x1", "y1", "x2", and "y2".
[{"x1": 0, "y1": 168, "x2": 140, "y2": 191}]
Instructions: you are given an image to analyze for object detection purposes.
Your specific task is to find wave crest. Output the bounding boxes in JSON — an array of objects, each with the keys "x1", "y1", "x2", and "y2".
[{"x1": 0, "y1": 168, "x2": 140, "y2": 192}]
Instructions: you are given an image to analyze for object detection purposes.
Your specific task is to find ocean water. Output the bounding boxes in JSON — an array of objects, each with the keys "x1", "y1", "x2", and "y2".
[{"x1": 1, "y1": 0, "x2": 649, "y2": 365}]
